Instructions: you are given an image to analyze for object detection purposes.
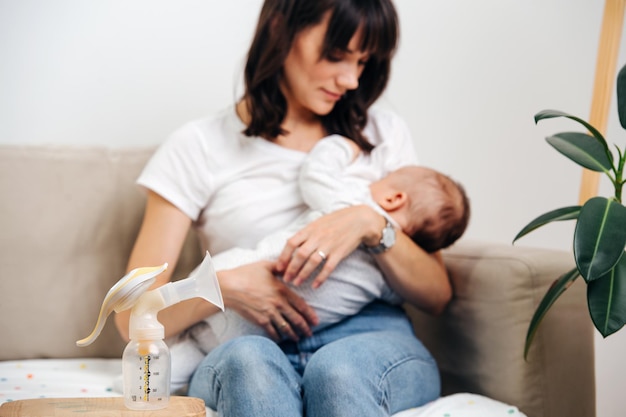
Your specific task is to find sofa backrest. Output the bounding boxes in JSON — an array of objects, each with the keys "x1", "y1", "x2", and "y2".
[{"x1": 0, "y1": 146, "x2": 202, "y2": 360}]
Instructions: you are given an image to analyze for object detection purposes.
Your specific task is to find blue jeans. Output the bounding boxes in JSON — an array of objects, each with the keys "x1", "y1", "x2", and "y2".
[{"x1": 188, "y1": 301, "x2": 440, "y2": 417}]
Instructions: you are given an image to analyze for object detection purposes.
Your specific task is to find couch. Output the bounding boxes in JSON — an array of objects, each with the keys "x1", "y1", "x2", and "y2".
[{"x1": 0, "y1": 145, "x2": 595, "y2": 416}]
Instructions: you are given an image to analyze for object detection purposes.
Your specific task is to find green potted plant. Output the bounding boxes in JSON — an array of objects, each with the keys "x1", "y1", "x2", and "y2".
[{"x1": 514, "y1": 63, "x2": 626, "y2": 359}]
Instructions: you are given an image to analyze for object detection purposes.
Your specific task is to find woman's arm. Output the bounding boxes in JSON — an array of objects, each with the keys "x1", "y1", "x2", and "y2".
[
  {"x1": 276, "y1": 205, "x2": 452, "y2": 315},
  {"x1": 114, "y1": 191, "x2": 217, "y2": 341},
  {"x1": 115, "y1": 191, "x2": 318, "y2": 341},
  {"x1": 372, "y1": 228, "x2": 452, "y2": 316}
]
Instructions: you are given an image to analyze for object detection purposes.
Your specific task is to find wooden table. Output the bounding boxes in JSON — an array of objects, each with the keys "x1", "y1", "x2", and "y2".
[{"x1": 0, "y1": 396, "x2": 205, "y2": 417}]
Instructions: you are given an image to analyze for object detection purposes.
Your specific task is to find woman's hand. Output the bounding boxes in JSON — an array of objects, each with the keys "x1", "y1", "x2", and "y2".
[
  {"x1": 219, "y1": 260, "x2": 319, "y2": 342},
  {"x1": 276, "y1": 205, "x2": 382, "y2": 288}
]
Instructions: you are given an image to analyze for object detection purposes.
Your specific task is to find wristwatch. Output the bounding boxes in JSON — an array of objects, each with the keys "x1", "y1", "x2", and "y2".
[{"x1": 364, "y1": 218, "x2": 396, "y2": 254}]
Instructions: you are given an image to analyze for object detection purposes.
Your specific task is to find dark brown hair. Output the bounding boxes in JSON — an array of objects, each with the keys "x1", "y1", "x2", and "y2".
[
  {"x1": 242, "y1": 0, "x2": 399, "y2": 151},
  {"x1": 409, "y1": 175, "x2": 471, "y2": 253}
]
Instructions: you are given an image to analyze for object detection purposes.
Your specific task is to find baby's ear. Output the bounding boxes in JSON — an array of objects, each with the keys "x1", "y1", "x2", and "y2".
[{"x1": 379, "y1": 191, "x2": 408, "y2": 211}]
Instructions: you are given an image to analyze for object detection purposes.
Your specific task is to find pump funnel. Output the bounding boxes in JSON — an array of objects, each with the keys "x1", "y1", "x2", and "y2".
[{"x1": 159, "y1": 251, "x2": 224, "y2": 311}]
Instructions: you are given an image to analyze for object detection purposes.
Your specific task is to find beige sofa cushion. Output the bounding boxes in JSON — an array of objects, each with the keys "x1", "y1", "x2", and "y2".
[{"x1": 0, "y1": 146, "x2": 200, "y2": 360}]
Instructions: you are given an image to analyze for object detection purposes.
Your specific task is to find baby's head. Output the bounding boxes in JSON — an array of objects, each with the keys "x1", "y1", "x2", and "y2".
[{"x1": 371, "y1": 166, "x2": 470, "y2": 253}]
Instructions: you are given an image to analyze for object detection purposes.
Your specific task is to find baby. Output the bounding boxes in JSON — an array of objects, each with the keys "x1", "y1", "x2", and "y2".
[{"x1": 169, "y1": 135, "x2": 470, "y2": 391}]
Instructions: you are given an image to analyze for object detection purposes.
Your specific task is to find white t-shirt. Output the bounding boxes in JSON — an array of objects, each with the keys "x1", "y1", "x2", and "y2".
[{"x1": 138, "y1": 105, "x2": 418, "y2": 255}]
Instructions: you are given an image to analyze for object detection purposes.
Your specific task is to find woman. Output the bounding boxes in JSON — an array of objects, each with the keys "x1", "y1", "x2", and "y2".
[{"x1": 115, "y1": 0, "x2": 452, "y2": 415}]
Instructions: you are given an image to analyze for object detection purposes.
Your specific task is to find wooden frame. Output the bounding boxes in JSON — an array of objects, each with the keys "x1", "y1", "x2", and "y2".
[{"x1": 579, "y1": 0, "x2": 626, "y2": 204}]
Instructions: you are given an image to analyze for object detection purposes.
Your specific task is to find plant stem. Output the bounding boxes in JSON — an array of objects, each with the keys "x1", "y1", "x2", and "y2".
[{"x1": 615, "y1": 147, "x2": 625, "y2": 203}]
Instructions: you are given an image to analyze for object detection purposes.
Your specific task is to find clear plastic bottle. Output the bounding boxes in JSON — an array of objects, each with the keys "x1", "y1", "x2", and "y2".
[{"x1": 122, "y1": 337, "x2": 171, "y2": 410}]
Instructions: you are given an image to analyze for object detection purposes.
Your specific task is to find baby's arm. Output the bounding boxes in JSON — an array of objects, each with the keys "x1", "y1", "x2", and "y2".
[
  {"x1": 340, "y1": 137, "x2": 362, "y2": 159},
  {"x1": 299, "y1": 135, "x2": 369, "y2": 212}
]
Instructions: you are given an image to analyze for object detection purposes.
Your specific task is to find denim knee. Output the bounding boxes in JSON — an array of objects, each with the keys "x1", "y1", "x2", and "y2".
[
  {"x1": 191, "y1": 335, "x2": 288, "y2": 388},
  {"x1": 189, "y1": 335, "x2": 303, "y2": 416},
  {"x1": 301, "y1": 331, "x2": 440, "y2": 417}
]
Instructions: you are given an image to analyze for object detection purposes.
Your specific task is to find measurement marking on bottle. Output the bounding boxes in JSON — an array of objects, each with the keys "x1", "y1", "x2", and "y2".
[{"x1": 142, "y1": 355, "x2": 151, "y2": 401}]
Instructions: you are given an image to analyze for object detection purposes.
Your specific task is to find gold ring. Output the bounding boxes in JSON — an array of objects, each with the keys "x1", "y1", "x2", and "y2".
[
  {"x1": 279, "y1": 322, "x2": 288, "y2": 329},
  {"x1": 317, "y1": 250, "x2": 327, "y2": 261}
]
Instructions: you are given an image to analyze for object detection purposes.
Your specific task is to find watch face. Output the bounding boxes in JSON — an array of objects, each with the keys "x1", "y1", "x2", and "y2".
[{"x1": 381, "y1": 223, "x2": 396, "y2": 248}]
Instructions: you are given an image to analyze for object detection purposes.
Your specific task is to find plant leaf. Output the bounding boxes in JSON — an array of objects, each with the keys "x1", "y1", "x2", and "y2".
[
  {"x1": 524, "y1": 267, "x2": 580, "y2": 359},
  {"x1": 617, "y1": 64, "x2": 626, "y2": 129},
  {"x1": 588, "y1": 254, "x2": 626, "y2": 337},
  {"x1": 546, "y1": 132, "x2": 613, "y2": 172},
  {"x1": 535, "y1": 110, "x2": 610, "y2": 156},
  {"x1": 513, "y1": 206, "x2": 580, "y2": 243},
  {"x1": 574, "y1": 197, "x2": 626, "y2": 281}
]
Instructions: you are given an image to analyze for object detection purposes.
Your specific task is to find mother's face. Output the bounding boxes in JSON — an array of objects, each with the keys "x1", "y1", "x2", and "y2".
[{"x1": 280, "y1": 12, "x2": 370, "y2": 120}]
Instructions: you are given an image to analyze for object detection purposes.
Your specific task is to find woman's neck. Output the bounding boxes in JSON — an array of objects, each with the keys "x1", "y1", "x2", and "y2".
[
  {"x1": 275, "y1": 114, "x2": 326, "y2": 152},
  {"x1": 236, "y1": 100, "x2": 327, "y2": 153}
]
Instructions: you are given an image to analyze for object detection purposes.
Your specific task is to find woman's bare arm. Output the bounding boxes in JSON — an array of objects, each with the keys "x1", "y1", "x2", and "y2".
[
  {"x1": 114, "y1": 191, "x2": 217, "y2": 341},
  {"x1": 372, "y1": 232, "x2": 451, "y2": 315}
]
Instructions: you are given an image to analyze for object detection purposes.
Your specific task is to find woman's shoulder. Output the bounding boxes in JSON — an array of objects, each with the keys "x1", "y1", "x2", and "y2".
[
  {"x1": 168, "y1": 106, "x2": 243, "y2": 149},
  {"x1": 146, "y1": 105, "x2": 245, "y2": 179},
  {"x1": 366, "y1": 105, "x2": 403, "y2": 122},
  {"x1": 364, "y1": 106, "x2": 412, "y2": 146},
  {"x1": 365, "y1": 105, "x2": 418, "y2": 166}
]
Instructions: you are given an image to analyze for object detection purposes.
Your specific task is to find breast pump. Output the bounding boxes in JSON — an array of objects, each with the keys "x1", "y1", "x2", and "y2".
[{"x1": 76, "y1": 252, "x2": 223, "y2": 410}]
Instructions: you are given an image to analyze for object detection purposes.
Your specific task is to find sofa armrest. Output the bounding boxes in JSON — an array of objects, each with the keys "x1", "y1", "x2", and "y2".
[{"x1": 405, "y1": 240, "x2": 595, "y2": 417}]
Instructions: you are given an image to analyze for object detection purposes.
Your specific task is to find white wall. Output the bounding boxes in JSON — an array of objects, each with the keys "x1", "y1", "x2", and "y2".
[{"x1": 1, "y1": 1, "x2": 624, "y2": 415}]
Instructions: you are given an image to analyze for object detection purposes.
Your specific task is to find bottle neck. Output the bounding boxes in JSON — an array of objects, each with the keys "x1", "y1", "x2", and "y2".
[{"x1": 129, "y1": 326, "x2": 164, "y2": 341}]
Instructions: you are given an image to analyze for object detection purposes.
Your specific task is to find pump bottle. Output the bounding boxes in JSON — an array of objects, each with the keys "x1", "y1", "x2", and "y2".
[
  {"x1": 122, "y1": 338, "x2": 170, "y2": 409},
  {"x1": 76, "y1": 252, "x2": 223, "y2": 410}
]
